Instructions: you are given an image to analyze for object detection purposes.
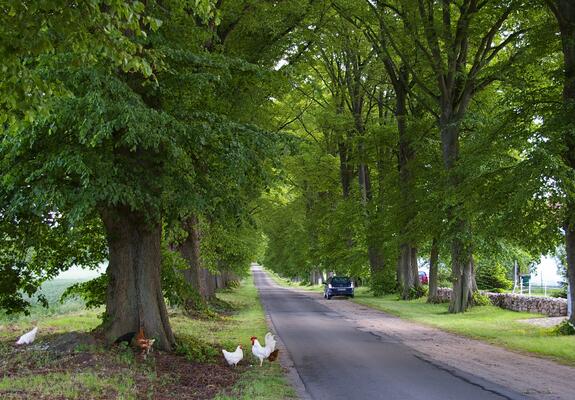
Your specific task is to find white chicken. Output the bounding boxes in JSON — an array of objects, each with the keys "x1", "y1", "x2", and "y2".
[
  {"x1": 222, "y1": 344, "x2": 243, "y2": 367},
  {"x1": 264, "y1": 332, "x2": 276, "y2": 353},
  {"x1": 250, "y1": 336, "x2": 272, "y2": 366},
  {"x1": 16, "y1": 326, "x2": 38, "y2": 345}
]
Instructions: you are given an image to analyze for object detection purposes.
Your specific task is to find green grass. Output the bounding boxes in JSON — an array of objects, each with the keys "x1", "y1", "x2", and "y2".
[
  {"x1": 0, "y1": 279, "x2": 91, "y2": 325},
  {"x1": 0, "y1": 273, "x2": 295, "y2": 400},
  {"x1": 172, "y1": 275, "x2": 296, "y2": 399},
  {"x1": 0, "y1": 372, "x2": 135, "y2": 399},
  {"x1": 215, "y1": 365, "x2": 295, "y2": 400},
  {"x1": 351, "y1": 287, "x2": 575, "y2": 365}
]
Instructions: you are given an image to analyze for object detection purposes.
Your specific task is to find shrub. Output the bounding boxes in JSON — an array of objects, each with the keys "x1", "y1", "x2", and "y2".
[
  {"x1": 175, "y1": 334, "x2": 220, "y2": 363},
  {"x1": 476, "y1": 263, "x2": 512, "y2": 291},
  {"x1": 437, "y1": 265, "x2": 452, "y2": 288},
  {"x1": 554, "y1": 320, "x2": 575, "y2": 336},
  {"x1": 411, "y1": 285, "x2": 428, "y2": 299},
  {"x1": 472, "y1": 291, "x2": 491, "y2": 306},
  {"x1": 551, "y1": 283, "x2": 568, "y2": 299}
]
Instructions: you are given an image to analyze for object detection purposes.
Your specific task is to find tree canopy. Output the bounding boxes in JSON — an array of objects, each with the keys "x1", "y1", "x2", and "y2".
[{"x1": 2, "y1": 0, "x2": 575, "y2": 346}]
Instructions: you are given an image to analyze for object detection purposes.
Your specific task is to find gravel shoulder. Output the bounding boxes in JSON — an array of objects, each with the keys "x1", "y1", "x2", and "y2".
[{"x1": 266, "y1": 277, "x2": 575, "y2": 400}]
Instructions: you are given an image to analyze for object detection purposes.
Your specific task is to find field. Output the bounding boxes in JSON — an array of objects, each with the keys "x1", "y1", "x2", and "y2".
[{"x1": 0, "y1": 275, "x2": 295, "y2": 400}]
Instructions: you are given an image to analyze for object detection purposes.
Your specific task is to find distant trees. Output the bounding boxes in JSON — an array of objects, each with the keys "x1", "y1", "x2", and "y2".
[{"x1": 262, "y1": 0, "x2": 568, "y2": 314}]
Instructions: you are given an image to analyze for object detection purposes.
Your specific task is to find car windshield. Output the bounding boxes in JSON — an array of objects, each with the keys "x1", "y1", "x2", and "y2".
[{"x1": 331, "y1": 277, "x2": 351, "y2": 285}]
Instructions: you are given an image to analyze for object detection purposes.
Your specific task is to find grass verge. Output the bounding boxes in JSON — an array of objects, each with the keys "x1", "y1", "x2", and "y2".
[
  {"x1": 0, "y1": 273, "x2": 295, "y2": 400},
  {"x1": 173, "y1": 275, "x2": 296, "y2": 400}
]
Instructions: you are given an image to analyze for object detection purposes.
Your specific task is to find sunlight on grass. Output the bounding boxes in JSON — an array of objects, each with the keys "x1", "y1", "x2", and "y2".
[{"x1": 0, "y1": 372, "x2": 136, "y2": 399}]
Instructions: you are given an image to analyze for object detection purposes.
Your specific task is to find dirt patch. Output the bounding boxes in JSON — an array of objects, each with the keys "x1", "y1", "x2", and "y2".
[
  {"x1": 0, "y1": 332, "x2": 240, "y2": 399},
  {"x1": 518, "y1": 317, "x2": 567, "y2": 328},
  {"x1": 47, "y1": 332, "x2": 98, "y2": 353},
  {"x1": 152, "y1": 353, "x2": 239, "y2": 400}
]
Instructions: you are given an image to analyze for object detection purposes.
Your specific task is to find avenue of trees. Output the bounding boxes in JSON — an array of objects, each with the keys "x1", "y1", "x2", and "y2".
[
  {"x1": 1, "y1": 0, "x2": 574, "y2": 349},
  {"x1": 260, "y1": 0, "x2": 575, "y2": 318}
]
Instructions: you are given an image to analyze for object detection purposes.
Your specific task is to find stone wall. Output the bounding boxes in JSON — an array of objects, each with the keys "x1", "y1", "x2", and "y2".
[{"x1": 433, "y1": 288, "x2": 568, "y2": 317}]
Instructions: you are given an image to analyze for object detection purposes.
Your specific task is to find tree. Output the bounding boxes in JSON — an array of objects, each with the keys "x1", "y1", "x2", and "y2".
[
  {"x1": 369, "y1": 0, "x2": 531, "y2": 312},
  {"x1": 545, "y1": 0, "x2": 575, "y2": 324},
  {"x1": 0, "y1": 0, "x2": 281, "y2": 349}
]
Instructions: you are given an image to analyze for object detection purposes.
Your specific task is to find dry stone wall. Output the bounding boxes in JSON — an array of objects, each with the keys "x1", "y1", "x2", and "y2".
[{"x1": 433, "y1": 288, "x2": 567, "y2": 317}]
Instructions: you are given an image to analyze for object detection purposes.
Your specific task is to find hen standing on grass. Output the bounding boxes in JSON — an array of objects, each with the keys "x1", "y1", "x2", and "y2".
[
  {"x1": 267, "y1": 348, "x2": 280, "y2": 362},
  {"x1": 250, "y1": 332, "x2": 278, "y2": 366},
  {"x1": 250, "y1": 336, "x2": 271, "y2": 366},
  {"x1": 16, "y1": 326, "x2": 38, "y2": 345},
  {"x1": 222, "y1": 345, "x2": 243, "y2": 366},
  {"x1": 264, "y1": 332, "x2": 279, "y2": 362},
  {"x1": 264, "y1": 332, "x2": 276, "y2": 352},
  {"x1": 135, "y1": 328, "x2": 155, "y2": 359}
]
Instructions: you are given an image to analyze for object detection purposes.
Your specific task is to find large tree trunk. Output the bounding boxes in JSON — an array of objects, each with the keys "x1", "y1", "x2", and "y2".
[
  {"x1": 338, "y1": 141, "x2": 354, "y2": 199},
  {"x1": 395, "y1": 67, "x2": 421, "y2": 299},
  {"x1": 100, "y1": 207, "x2": 175, "y2": 351},
  {"x1": 179, "y1": 215, "x2": 215, "y2": 300},
  {"x1": 397, "y1": 244, "x2": 420, "y2": 299},
  {"x1": 549, "y1": 0, "x2": 575, "y2": 324},
  {"x1": 359, "y1": 143, "x2": 387, "y2": 294},
  {"x1": 448, "y1": 221, "x2": 474, "y2": 313},
  {"x1": 566, "y1": 226, "x2": 575, "y2": 323},
  {"x1": 440, "y1": 116, "x2": 475, "y2": 313},
  {"x1": 427, "y1": 237, "x2": 440, "y2": 303}
]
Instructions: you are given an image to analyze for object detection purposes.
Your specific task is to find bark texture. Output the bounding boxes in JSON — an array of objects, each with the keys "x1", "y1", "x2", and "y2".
[
  {"x1": 442, "y1": 119, "x2": 475, "y2": 313},
  {"x1": 100, "y1": 207, "x2": 175, "y2": 351},
  {"x1": 395, "y1": 66, "x2": 420, "y2": 299},
  {"x1": 548, "y1": 0, "x2": 575, "y2": 324},
  {"x1": 179, "y1": 215, "x2": 215, "y2": 301},
  {"x1": 427, "y1": 238, "x2": 440, "y2": 303}
]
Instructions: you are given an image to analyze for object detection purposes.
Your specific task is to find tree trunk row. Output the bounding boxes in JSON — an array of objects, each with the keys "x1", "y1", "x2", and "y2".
[
  {"x1": 394, "y1": 66, "x2": 421, "y2": 299},
  {"x1": 550, "y1": 0, "x2": 575, "y2": 324}
]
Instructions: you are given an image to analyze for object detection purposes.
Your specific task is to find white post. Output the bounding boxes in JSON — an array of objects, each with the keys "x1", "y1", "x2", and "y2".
[
  {"x1": 568, "y1": 282, "x2": 572, "y2": 319},
  {"x1": 512, "y1": 261, "x2": 518, "y2": 294},
  {"x1": 520, "y1": 278, "x2": 523, "y2": 295}
]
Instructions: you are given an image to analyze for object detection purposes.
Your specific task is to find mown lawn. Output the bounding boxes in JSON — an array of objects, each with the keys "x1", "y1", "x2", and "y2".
[
  {"x1": 264, "y1": 268, "x2": 575, "y2": 366},
  {"x1": 0, "y1": 274, "x2": 295, "y2": 400}
]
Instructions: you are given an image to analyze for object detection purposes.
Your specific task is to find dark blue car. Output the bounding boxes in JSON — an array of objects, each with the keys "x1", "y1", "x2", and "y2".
[{"x1": 323, "y1": 276, "x2": 354, "y2": 299}]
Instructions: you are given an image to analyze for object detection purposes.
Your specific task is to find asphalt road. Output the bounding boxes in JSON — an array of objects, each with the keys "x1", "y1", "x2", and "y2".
[{"x1": 253, "y1": 267, "x2": 528, "y2": 400}]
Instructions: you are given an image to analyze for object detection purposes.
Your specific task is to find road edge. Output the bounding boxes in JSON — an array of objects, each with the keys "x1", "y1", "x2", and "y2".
[{"x1": 252, "y1": 267, "x2": 313, "y2": 400}]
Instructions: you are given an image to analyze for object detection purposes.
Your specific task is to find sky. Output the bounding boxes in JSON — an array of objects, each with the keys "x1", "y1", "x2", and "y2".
[
  {"x1": 531, "y1": 255, "x2": 563, "y2": 286},
  {"x1": 55, "y1": 262, "x2": 107, "y2": 279}
]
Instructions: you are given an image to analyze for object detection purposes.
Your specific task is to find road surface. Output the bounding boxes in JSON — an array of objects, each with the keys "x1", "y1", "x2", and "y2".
[{"x1": 253, "y1": 267, "x2": 527, "y2": 400}]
